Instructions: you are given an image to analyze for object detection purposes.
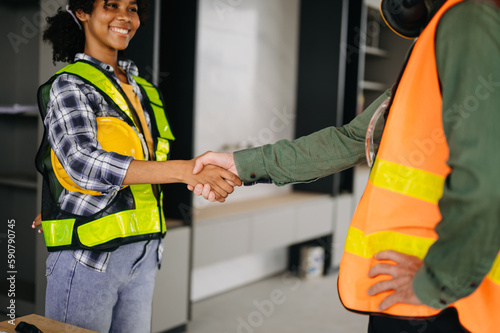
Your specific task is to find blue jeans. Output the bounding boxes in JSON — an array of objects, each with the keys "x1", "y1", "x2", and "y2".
[{"x1": 45, "y1": 240, "x2": 159, "y2": 333}]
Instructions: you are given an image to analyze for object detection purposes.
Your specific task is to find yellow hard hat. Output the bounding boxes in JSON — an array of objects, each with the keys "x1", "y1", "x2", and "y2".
[{"x1": 51, "y1": 117, "x2": 145, "y2": 195}]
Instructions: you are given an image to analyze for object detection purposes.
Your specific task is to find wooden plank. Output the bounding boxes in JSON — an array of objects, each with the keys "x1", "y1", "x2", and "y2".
[{"x1": 0, "y1": 314, "x2": 97, "y2": 333}]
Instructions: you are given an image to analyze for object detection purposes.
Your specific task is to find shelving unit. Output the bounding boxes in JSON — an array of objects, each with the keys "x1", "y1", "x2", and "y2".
[
  {"x1": 0, "y1": 0, "x2": 43, "y2": 318},
  {"x1": 359, "y1": 1, "x2": 413, "y2": 109},
  {"x1": 365, "y1": 45, "x2": 388, "y2": 57},
  {"x1": 0, "y1": 106, "x2": 38, "y2": 191},
  {"x1": 325, "y1": 0, "x2": 415, "y2": 267}
]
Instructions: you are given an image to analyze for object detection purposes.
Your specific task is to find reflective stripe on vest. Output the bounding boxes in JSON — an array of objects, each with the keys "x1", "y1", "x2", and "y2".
[
  {"x1": 132, "y1": 75, "x2": 175, "y2": 141},
  {"x1": 56, "y1": 62, "x2": 140, "y2": 129},
  {"x1": 55, "y1": 62, "x2": 175, "y2": 150},
  {"x1": 369, "y1": 158, "x2": 445, "y2": 204},
  {"x1": 489, "y1": 255, "x2": 500, "y2": 284},
  {"x1": 344, "y1": 226, "x2": 435, "y2": 260},
  {"x1": 41, "y1": 61, "x2": 172, "y2": 250},
  {"x1": 42, "y1": 184, "x2": 163, "y2": 248},
  {"x1": 338, "y1": 0, "x2": 500, "y2": 331},
  {"x1": 132, "y1": 75, "x2": 175, "y2": 161}
]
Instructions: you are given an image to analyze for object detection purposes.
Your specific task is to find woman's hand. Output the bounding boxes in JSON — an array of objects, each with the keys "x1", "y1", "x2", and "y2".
[
  {"x1": 123, "y1": 159, "x2": 241, "y2": 203},
  {"x1": 32, "y1": 213, "x2": 43, "y2": 234},
  {"x1": 188, "y1": 152, "x2": 239, "y2": 201},
  {"x1": 185, "y1": 160, "x2": 241, "y2": 202}
]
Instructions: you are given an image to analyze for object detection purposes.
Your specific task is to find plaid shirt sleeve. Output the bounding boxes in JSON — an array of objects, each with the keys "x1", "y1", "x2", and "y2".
[{"x1": 45, "y1": 74, "x2": 134, "y2": 195}]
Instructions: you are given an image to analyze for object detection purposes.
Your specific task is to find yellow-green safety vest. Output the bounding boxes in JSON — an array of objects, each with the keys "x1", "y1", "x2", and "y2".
[{"x1": 36, "y1": 60, "x2": 175, "y2": 252}]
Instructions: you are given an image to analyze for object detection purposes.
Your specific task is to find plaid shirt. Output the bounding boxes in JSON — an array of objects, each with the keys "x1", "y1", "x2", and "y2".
[{"x1": 45, "y1": 54, "x2": 160, "y2": 272}]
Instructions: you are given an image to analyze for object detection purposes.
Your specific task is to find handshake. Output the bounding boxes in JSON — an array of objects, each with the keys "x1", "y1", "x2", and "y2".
[
  {"x1": 33, "y1": 151, "x2": 242, "y2": 233},
  {"x1": 187, "y1": 151, "x2": 240, "y2": 203}
]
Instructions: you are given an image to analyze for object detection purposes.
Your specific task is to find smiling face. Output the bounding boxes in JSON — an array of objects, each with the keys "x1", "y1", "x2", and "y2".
[{"x1": 77, "y1": 0, "x2": 140, "y2": 62}]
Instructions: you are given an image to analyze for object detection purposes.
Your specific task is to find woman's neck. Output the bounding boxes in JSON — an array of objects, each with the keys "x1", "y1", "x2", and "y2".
[
  {"x1": 84, "y1": 46, "x2": 118, "y2": 70},
  {"x1": 83, "y1": 48, "x2": 128, "y2": 84}
]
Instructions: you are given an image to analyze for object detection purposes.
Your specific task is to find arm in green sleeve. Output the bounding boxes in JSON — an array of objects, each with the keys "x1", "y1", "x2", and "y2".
[
  {"x1": 413, "y1": 0, "x2": 500, "y2": 308},
  {"x1": 234, "y1": 89, "x2": 391, "y2": 184}
]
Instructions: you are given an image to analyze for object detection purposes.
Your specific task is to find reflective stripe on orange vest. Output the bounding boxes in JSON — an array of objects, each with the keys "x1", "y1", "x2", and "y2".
[{"x1": 338, "y1": 1, "x2": 500, "y2": 331}]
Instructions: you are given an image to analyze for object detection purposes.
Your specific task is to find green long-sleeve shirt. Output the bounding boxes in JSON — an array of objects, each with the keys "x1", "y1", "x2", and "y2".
[{"x1": 233, "y1": 0, "x2": 500, "y2": 308}]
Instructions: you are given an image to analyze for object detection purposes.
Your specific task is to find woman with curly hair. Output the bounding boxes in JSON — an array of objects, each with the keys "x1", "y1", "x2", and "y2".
[{"x1": 35, "y1": 1, "x2": 240, "y2": 331}]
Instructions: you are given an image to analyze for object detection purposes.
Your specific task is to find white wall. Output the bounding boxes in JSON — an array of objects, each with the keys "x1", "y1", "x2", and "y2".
[
  {"x1": 193, "y1": 0, "x2": 300, "y2": 207},
  {"x1": 192, "y1": 0, "x2": 306, "y2": 301}
]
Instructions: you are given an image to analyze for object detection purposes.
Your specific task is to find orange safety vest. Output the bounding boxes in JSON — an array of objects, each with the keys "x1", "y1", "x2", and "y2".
[{"x1": 338, "y1": 0, "x2": 500, "y2": 332}]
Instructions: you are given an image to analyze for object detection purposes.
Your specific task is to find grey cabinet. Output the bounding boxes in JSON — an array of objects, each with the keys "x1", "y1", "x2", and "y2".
[{"x1": 152, "y1": 225, "x2": 191, "y2": 333}]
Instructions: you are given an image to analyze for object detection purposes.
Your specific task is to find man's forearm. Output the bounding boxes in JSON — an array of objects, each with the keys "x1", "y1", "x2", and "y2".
[{"x1": 233, "y1": 89, "x2": 391, "y2": 185}]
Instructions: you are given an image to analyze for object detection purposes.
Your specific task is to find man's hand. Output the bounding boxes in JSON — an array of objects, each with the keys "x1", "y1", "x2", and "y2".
[
  {"x1": 192, "y1": 151, "x2": 238, "y2": 176},
  {"x1": 186, "y1": 159, "x2": 241, "y2": 202},
  {"x1": 367, "y1": 250, "x2": 423, "y2": 311},
  {"x1": 188, "y1": 152, "x2": 239, "y2": 200}
]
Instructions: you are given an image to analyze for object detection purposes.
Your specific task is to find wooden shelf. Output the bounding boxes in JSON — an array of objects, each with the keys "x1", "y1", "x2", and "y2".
[
  {"x1": 0, "y1": 104, "x2": 38, "y2": 117},
  {"x1": 365, "y1": 0, "x2": 380, "y2": 9},
  {"x1": 364, "y1": 46, "x2": 388, "y2": 57},
  {"x1": 360, "y1": 2, "x2": 413, "y2": 108},
  {"x1": 193, "y1": 192, "x2": 330, "y2": 223},
  {"x1": 362, "y1": 80, "x2": 387, "y2": 92},
  {"x1": 0, "y1": 314, "x2": 98, "y2": 333},
  {"x1": 165, "y1": 219, "x2": 185, "y2": 229}
]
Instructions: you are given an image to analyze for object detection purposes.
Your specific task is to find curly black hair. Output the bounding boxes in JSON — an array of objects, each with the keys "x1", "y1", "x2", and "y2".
[{"x1": 43, "y1": 0, "x2": 149, "y2": 63}]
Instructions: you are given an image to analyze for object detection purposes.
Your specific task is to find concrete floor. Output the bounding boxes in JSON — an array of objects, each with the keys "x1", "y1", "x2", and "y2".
[{"x1": 188, "y1": 270, "x2": 368, "y2": 333}]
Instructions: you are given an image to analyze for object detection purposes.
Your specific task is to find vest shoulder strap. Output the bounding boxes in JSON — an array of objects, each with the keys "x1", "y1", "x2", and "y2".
[
  {"x1": 43, "y1": 61, "x2": 175, "y2": 141},
  {"x1": 55, "y1": 61, "x2": 139, "y2": 127},
  {"x1": 133, "y1": 75, "x2": 175, "y2": 141}
]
